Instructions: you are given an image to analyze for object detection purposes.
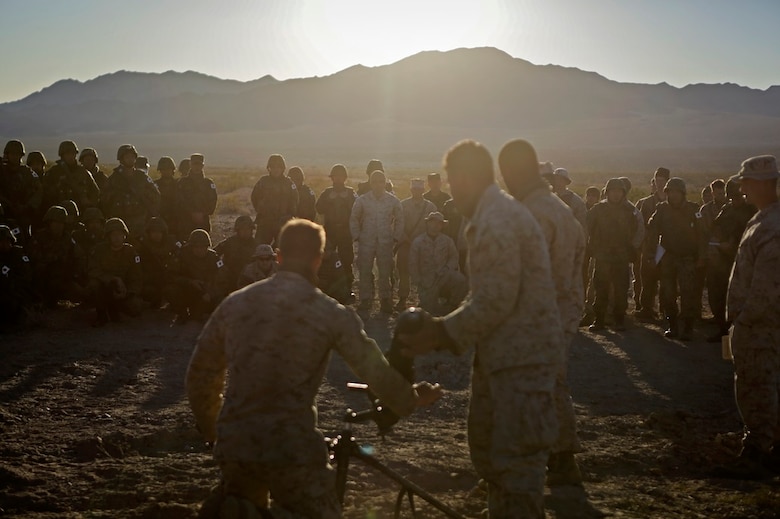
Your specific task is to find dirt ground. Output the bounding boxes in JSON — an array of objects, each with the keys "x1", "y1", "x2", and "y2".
[{"x1": 2, "y1": 224, "x2": 779, "y2": 518}]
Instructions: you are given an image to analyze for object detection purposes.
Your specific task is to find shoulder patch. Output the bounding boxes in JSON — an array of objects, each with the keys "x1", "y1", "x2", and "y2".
[
  {"x1": 291, "y1": 183, "x2": 297, "y2": 190},
  {"x1": 147, "y1": 176, "x2": 154, "y2": 183},
  {"x1": 695, "y1": 212, "x2": 703, "y2": 219},
  {"x1": 134, "y1": 255, "x2": 141, "y2": 264},
  {"x1": 335, "y1": 260, "x2": 342, "y2": 269},
  {"x1": 11, "y1": 227, "x2": 21, "y2": 235},
  {"x1": 31, "y1": 171, "x2": 39, "y2": 178},
  {"x1": 210, "y1": 182, "x2": 216, "y2": 190},
  {"x1": 1, "y1": 266, "x2": 9, "y2": 276},
  {"x1": 22, "y1": 255, "x2": 29, "y2": 262},
  {"x1": 175, "y1": 241, "x2": 182, "y2": 248},
  {"x1": 216, "y1": 259, "x2": 224, "y2": 268}
]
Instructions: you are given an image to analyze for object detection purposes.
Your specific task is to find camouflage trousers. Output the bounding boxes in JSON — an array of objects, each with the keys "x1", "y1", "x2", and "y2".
[
  {"x1": 219, "y1": 460, "x2": 341, "y2": 519},
  {"x1": 639, "y1": 256, "x2": 662, "y2": 315},
  {"x1": 552, "y1": 332, "x2": 581, "y2": 454},
  {"x1": 660, "y1": 254, "x2": 697, "y2": 322},
  {"x1": 593, "y1": 259, "x2": 630, "y2": 322},
  {"x1": 395, "y1": 242, "x2": 412, "y2": 300},
  {"x1": 356, "y1": 240, "x2": 394, "y2": 301},
  {"x1": 733, "y1": 333, "x2": 780, "y2": 453},
  {"x1": 468, "y1": 361, "x2": 558, "y2": 519}
]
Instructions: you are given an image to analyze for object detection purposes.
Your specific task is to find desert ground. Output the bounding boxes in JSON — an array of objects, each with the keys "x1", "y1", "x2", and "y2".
[{"x1": 1, "y1": 168, "x2": 778, "y2": 518}]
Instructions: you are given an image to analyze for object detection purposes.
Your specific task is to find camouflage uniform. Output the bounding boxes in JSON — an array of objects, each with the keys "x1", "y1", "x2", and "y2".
[
  {"x1": 154, "y1": 175, "x2": 179, "y2": 235},
  {"x1": 408, "y1": 230, "x2": 466, "y2": 315},
  {"x1": 423, "y1": 189, "x2": 451, "y2": 212},
  {"x1": 441, "y1": 184, "x2": 563, "y2": 518},
  {"x1": 101, "y1": 165, "x2": 161, "y2": 241},
  {"x1": 251, "y1": 175, "x2": 298, "y2": 245},
  {"x1": 137, "y1": 218, "x2": 180, "y2": 307},
  {"x1": 316, "y1": 185, "x2": 357, "y2": 282},
  {"x1": 187, "y1": 270, "x2": 418, "y2": 516},
  {"x1": 556, "y1": 188, "x2": 588, "y2": 238},
  {"x1": 73, "y1": 208, "x2": 106, "y2": 257},
  {"x1": 728, "y1": 200, "x2": 780, "y2": 455},
  {"x1": 294, "y1": 182, "x2": 317, "y2": 221},
  {"x1": 214, "y1": 233, "x2": 257, "y2": 297},
  {"x1": 0, "y1": 161, "x2": 42, "y2": 243},
  {"x1": 169, "y1": 239, "x2": 222, "y2": 320},
  {"x1": 397, "y1": 195, "x2": 436, "y2": 304},
  {"x1": 441, "y1": 198, "x2": 467, "y2": 273},
  {"x1": 87, "y1": 236, "x2": 144, "y2": 318},
  {"x1": 29, "y1": 218, "x2": 84, "y2": 306},
  {"x1": 175, "y1": 172, "x2": 217, "y2": 240},
  {"x1": 694, "y1": 198, "x2": 727, "y2": 317},
  {"x1": 349, "y1": 190, "x2": 404, "y2": 304},
  {"x1": 519, "y1": 183, "x2": 586, "y2": 455},
  {"x1": 42, "y1": 160, "x2": 100, "y2": 215},
  {"x1": 0, "y1": 226, "x2": 33, "y2": 327}
]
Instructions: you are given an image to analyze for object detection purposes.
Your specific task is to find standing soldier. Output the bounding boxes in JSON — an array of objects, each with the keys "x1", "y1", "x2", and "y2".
[
  {"x1": 251, "y1": 154, "x2": 298, "y2": 245},
  {"x1": 101, "y1": 144, "x2": 160, "y2": 242},
  {"x1": 175, "y1": 154, "x2": 217, "y2": 240},
  {"x1": 408, "y1": 211, "x2": 466, "y2": 315},
  {"x1": 620, "y1": 177, "x2": 646, "y2": 313},
  {"x1": 542, "y1": 165, "x2": 588, "y2": 234},
  {"x1": 169, "y1": 229, "x2": 221, "y2": 324},
  {"x1": 350, "y1": 170, "x2": 404, "y2": 313},
  {"x1": 695, "y1": 179, "x2": 727, "y2": 320},
  {"x1": 178, "y1": 158, "x2": 191, "y2": 178},
  {"x1": 400, "y1": 140, "x2": 564, "y2": 518},
  {"x1": 288, "y1": 166, "x2": 316, "y2": 221},
  {"x1": 237, "y1": 244, "x2": 278, "y2": 288},
  {"x1": 137, "y1": 216, "x2": 180, "y2": 309},
  {"x1": 0, "y1": 224, "x2": 33, "y2": 330},
  {"x1": 316, "y1": 164, "x2": 357, "y2": 286},
  {"x1": 706, "y1": 176, "x2": 757, "y2": 342},
  {"x1": 26, "y1": 151, "x2": 47, "y2": 179},
  {"x1": 213, "y1": 215, "x2": 257, "y2": 298},
  {"x1": 724, "y1": 155, "x2": 780, "y2": 476},
  {"x1": 499, "y1": 139, "x2": 587, "y2": 485},
  {"x1": 646, "y1": 177, "x2": 707, "y2": 340},
  {"x1": 396, "y1": 179, "x2": 436, "y2": 310},
  {"x1": 135, "y1": 156, "x2": 150, "y2": 175},
  {"x1": 154, "y1": 156, "x2": 179, "y2": 233},
  {"x1": 87, "y1": 217, "x2": 143, "y2": 326},
  {"x1": 586, "y1": 178, "x2": 638, "y2": 331},
  {"x1": 1, "y1": 140, "x2": 42, "y2": 243},
  {"x1": 356, "y1": 159, "x2": 393, "y2": 196},
  {"x1": 634, "y1": 167, "x2": 671, "y2": 319},
  {"x1": 79, "y1": 148, "x2": 108, "y2": 192},
  {"x1": 42, "y1": 140, "x2": 100, "y2": 214},
  {"x1": 423, "y1": 172, "x2": 451, "y2": 211}
]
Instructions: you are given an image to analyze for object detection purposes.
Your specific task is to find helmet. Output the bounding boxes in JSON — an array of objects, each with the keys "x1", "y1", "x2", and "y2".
[
  {"x1": 366, "y1": 159, "x2": 383, "y2": 176},
  {"x1": 58, "y1": 199, "x2": 80, "y2": 219},
  {"x1": 663, "y1": 177, "x2": 687, "y2": 195},
  {"x1": 135, "y1": 156, "x2": 150, "y2": 171},
  {"x1": 329, "y1": 164, "x2": 347, "y2": 178},
  {"x1": 234, "y1": 215, "x2": 255, "y2": 231},
  {"x1": 0, "y1": 225, "x2": 15, "y2": 243},
  {"x1": 79, "y1": 148, "x2": 98, "y2": 162},
  {"x1": 178, "y1": 158, "x2": 191, "y2": 175},
  {"x1": 116, "y1": 144, "x2": 138, "y2": 161},
  {"x1": 145, "y1": 216, "x2": 168, "y2": 234},
  {"x1": 188, "y1": 229, "x2": 211, "y2": 247},
  {"x1": 26, "y1": 151, "x2": 46, "y2": 168},
  {"x1": 267, "y1": 154, "x2": 285, "y2": 170},
  {"x1": 43, "y1": 205, "x2": 68, "y2": 224},
  {"x1": 4, "y1": 140, "x2": 25, "y2": 156},
  {"x1": 58, "y1": 140, "x2": 78, "y2": 156},
  {"x1": 157, "y1": 156, "x2": 176, "y2": 171},
  {"x1": 81, "y1": 207, "x2": 105, "y2": 223},
  {"x1": 252, "y1": 244, "x2": 276, "y2": 259},
  {"x1": 619, "y1": 176, "x2": 632, "y2": 193},
  {"x1": 190, "y1": 153, "x2": 205, "y2": 165},
  {"x1": 104, "y1": 217, "x2": 129, "y2": 235},
  {"x1": 726, "y1": 175, "x2": 741, "y2": 198},
  {"x1": 288, "y1": 166, "x2": 304, "y2": 182},
  {"x1": 605, "y1": 178, "x2": 627, "y2": 194}
]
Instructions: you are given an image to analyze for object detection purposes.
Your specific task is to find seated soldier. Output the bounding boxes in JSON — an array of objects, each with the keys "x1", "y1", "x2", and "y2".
[
  {"x1": 137, "y1": 217, "x2": 180, "y2": 309},
  {"x1": 58, "y1": 199, "x2": 84, "y2": 236},
  {"x1": 214, "y1": 215, "x2": 257, "y2": 298},
  {"x1": 237, "y1": 244, "x2": 278, "y2": 289},
  {"x1": 29, "y1": 205, "x2": 85, "y2": 308},
  {"x1": 87, "y1": 217, "x2": 143, "y2": 326},
  {"x1": 0, "y1": 225, "x2": 33, "y2": 330},
  {"x1": 408, "y1": 212, "x2": 467, "y2": 315},
  {"x1": 170, "y1": 229, "x2": 222, "y2": 324}
]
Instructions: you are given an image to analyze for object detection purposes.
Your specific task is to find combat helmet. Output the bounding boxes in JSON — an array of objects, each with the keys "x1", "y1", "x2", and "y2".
[
  {"x1": 234, "y1": 215, "x2": 255, "y2": 231},
  {"x1": 366, "y1": 159, "x2": 384, "y2": 176},
  {"x1": 3, "y1": 140, "x2": 25, "y2": 156},
  {"x1": 43, "y1": 205, "x2": 68, "y2": 224},
  {"x1": 79, "y1": 148, "x2": 98, "y2": 162},
  {"x1": 58, "y1": 140, "x2": 78, "y2": 156},
  {"x1": 145, "y1": 216, "x2": 169, "y2": 234},
  {"x1": 81, "y1": 207, "x2": 105, "y2": 223},
  {"x1": 26, "y1": 151, "x2": 46, "y2": 168},
  {"x1": 104, "y1": 217, "x2": 129, "y2": 236},
  {"x1": 605, "y1": 177, "x2": 627, "y2": 194},
  {"x1": 58, "y1": 199, "x2": 80, "y2": 219},
  {"x1": 663, "y1": 177, "x2": 687, "y2": 195},
  {"x1": 116, "y1": 144, "x2": 138, "y2": 161},
  {"x1": 188, "y1": 229, "x2": 211, "y2": 248},
  {"x1": 157, "y1": 156, "x2": 176, "y2": 171}
]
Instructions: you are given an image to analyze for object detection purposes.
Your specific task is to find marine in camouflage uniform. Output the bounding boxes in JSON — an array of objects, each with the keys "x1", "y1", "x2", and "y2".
[
  {"x1": 316, "y1": 164, "x2": 357, "y2": 285},
  {"x1": 0, "y1": 140, "x2": 42, "y2": 244},
  {"x1": 396, "y1": 179, "x2": 437, "y2": 309},
  {"x1": 634, "y1": 167, "x2": 671, "y2": 318},
  {"x1": 29, "y1": 206, "x2": 85, "y2": 307},
  {"x1": 288, "y1": 167, "x2": 316, "y2": 221},
  {"x1": 175, "y1": 154, "x2": 217, "y2": 240},
  {"x1": 498, "y1": 138, "x2": 586, "y2": 486},
  {"x1": 42, "y1": 140, "x2": 100, "y2": 217},
  {"x1": 187, "y1": 219, "x2": 436, "y2": 518},
  {"x1": 402, "y1": 141, "x2": 564, "y2": 518},
  {"x1": 0, "y1": 224, "x2": 33, "y2": 329},
  {"x1": 87, "y1": 218, "x2": 143, "y2": 326},
  {"x1": 646, "y1": 177, "x2": 707, "y2": 340},
  {"x1": 169, "y1": 229, "x2": 222, "y2": 324},
  {"x1": 726, "y1": 155, "x2": 780, "y2": 473},
  {"x1": 349, "y1": 170, "x2": 404, "y2": 313},
  {"x1": 214, "y1": 216, "x2": 257, "y2": 297},
  {"x1": 137, "y1": 217, "x2": 180, "y2": 308},
  {"x1": 408, "y1": 212, "x2": 466, "y2": 316},
  {"x1": 694, "y1": 179, "x2": 727, "y2": 320},
  {"x1": 101, "y1": 145, "x2": 161, "y2": 242},
  {"x1": 422, "y1": 172, "x2": 451, "y2": 211},
  {"x1": 79, "y1": 147, "x2": 108, "y2": 192},
  {"x1": 237, "y1": 244, "x2": 278, "y2": 289},
  {"x1": 251, "y1": 154, "x2": 298, "y2": 245},
  {"x1": 154, "y1": 156, "x2": 179, "y2": 235},
  {"x1": 706, "y1": 177, "x2": 757, "y2": 341}
]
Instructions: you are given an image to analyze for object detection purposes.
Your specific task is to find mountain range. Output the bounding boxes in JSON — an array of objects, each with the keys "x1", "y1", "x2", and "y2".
[{"x1": 1, "y1": 47, "x2": 778, "y2": 171}]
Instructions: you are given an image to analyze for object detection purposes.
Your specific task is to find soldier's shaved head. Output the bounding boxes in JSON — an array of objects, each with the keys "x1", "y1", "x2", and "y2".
[
  {"x1": 278, "y1": 219, "x2": 326, "y2": 282},
  {"x1": 497, "y1": 139, "x2": 542, "y2": 197},
  {"x1": 443, "y1": 140, "x2": 494, "y2": 219}
]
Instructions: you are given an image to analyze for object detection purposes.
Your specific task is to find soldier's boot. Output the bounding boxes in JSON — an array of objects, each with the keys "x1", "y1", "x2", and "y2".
[
  {"x1": 546, "y1": 451, "x2": 584, "y2": 487},
  {"x1": 680, "y1": 320, "x2": 694, "y2": 341},
  {"x1": 380, "y1": 298, "x2": 394, "y2": 314},
  {"x1": 663, "y1": 317, "x2": 678, "y2": 338},
  {"x1": 579, "y1": 311, "x2": 594, "y2": 328},
  {"x1": 394, "y1": 297, "x2": 407, "y2": 312},
  {"x1": 588, "y1": 316, "x2": 605, "y2": 332}
]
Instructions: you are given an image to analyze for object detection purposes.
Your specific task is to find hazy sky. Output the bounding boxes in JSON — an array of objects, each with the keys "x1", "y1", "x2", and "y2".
[{"x1": 2, "y1": 0, "x2": 779, "y2": 103}]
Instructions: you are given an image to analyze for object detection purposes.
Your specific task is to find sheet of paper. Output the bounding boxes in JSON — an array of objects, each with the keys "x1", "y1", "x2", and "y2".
[{"x1": 654, "y1": 244, "x2": 665, "y2": 265}]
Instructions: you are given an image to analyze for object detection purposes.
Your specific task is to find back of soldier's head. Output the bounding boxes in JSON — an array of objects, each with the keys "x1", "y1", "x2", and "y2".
[
  {"x1": 267, "y1": 154, "x2": 286, "y2": 171},
  {"x1": 278, "y1": 219, "x2": 325, "y2": 267},
  {"x1": 288, "y1": 166, "x2": 304, "y2": 183},
  {"x1": 498, "y1": 139, "x2": 539, "y2": 191},
  {"x1": 444, "y1": 140, "x2": 494, "y2": 184}
]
